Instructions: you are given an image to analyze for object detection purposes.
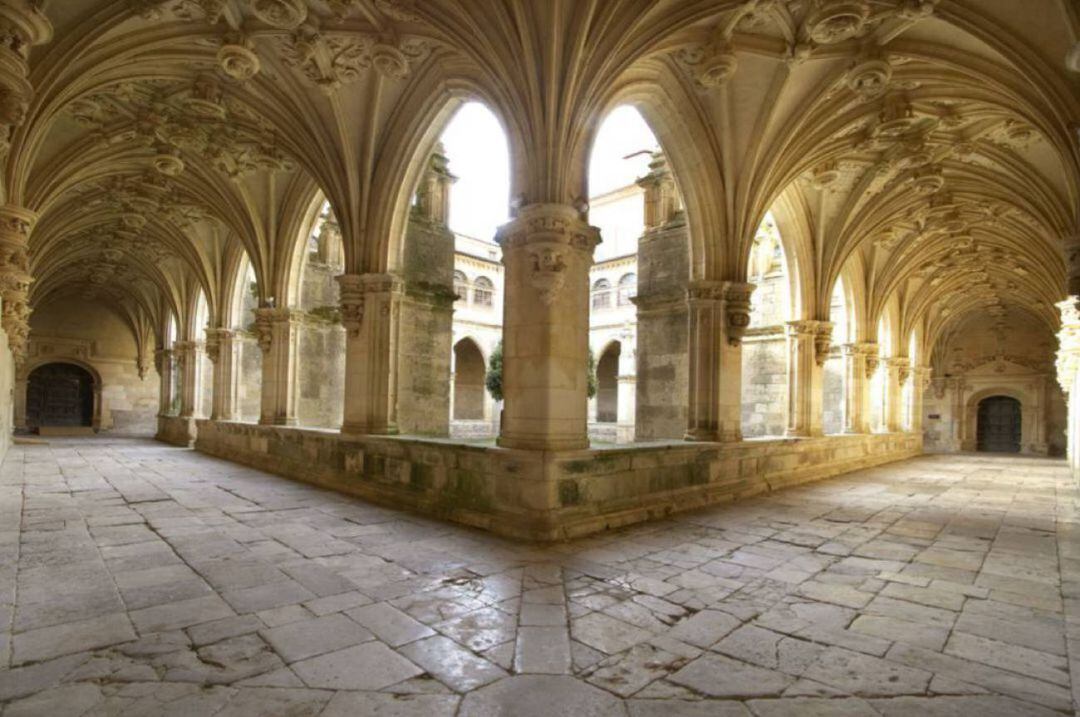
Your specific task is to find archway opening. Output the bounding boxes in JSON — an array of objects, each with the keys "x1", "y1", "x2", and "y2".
[
  {"x1": 296, "y1": 203, "x2": 346, "y2": 429},
  {"x1": 586, "y1": 105, "x2": 657, "y2": 443},
  {"x1": 452, "y1": 339, "x2": 486, "y2": 421},
  {"x1": 823, "y1": 278, "x2": 848, "y2": 435},
  {"x1": 741, "y1": 214, "x2": 791, "y2": 438},
  {"x1": 439, "y1": 101, "x2": 509, "y2": 439},
  {"x1": 194, "y1": 290, "x2": 213, "y2": 418},
  {"x1": 976, "y1": 396, "x2": 1021, "y2": 453},
  {"x1": 26, "y1": 363, "x2": 94, "y2": 429},
  {"x1": 231, "y1": 253, "x2": 261, "y2": 422},
  {"x1": 596, "y1": 342, "x2": 621, "y2": 423}
]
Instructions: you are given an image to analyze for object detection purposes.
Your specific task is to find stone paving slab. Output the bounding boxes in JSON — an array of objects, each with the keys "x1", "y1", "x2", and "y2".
[{"x1": 0, "y1": 438, "x2": 1077, "y2": 715}]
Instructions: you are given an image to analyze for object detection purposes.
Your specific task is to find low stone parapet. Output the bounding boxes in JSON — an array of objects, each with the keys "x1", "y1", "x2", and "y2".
[{"x1": 191, "y1": 420, "x2": 921, "y2": 541}]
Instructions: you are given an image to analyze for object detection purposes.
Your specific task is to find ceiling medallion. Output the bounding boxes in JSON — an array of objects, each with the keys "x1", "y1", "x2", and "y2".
[
  {"x1": 218, "y1": 41, "x2": 261, "y2": 81},
  {"x1": 248, "y1": 0, "x2": 307, "y2": 29},
  {"x1": 846, "y1": 58, "x2": 891, "y2": 102},
  {"x1": 805, "y1": 1, "x2": 870, "y2": 45}
]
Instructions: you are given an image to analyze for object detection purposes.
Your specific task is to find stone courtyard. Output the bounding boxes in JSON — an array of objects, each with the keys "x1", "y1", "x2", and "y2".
[{"x1": 0, "y1": 437, "x2": 1076, "y2": 716}]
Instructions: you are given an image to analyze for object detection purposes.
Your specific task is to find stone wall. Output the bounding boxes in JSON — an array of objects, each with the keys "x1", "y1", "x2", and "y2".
[
  {"x1": 193, "y1": 420, "x2": 921, "y2": 541},
  {"x1": 922, "y1": 313, "x2": 1064, "y2": 455},
  {"x1": 297, "y1": 322, "x2": 345, "y2": 429},
  {"x1": 741, "y1": 330, "x2": 787, "y2": 437},
  {"x1": 27, "y1": 300, "x2": 159, "y2": 434},
  {"x1": 822, "y1": 353, "x2": 844, "y2": 434},
  {"x1": 238, "y1": 335, "x2": 261, "y2": 422}
]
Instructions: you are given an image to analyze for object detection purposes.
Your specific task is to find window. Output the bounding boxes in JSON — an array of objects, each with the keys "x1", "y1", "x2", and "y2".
[
  {"x1": 453, "y1": 271, "x2": 469, "y2": 303},
  {"x1": 592, "y1": 279, "x2": 611, "y2": 309},
  {"x1": 473, "y1": 276, "x2": 494, "y2": 306},
  {"x1": 617, "y1": 273, "x2": 637, "y2": 306}
]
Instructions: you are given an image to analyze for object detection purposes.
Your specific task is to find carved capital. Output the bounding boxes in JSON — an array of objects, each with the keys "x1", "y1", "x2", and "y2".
[
  {"x1": 336, "y1": 273, "x2": 364, "y2": 336},
  {"x1": 496, "y1": 203, "x2": 599, "y2": 307},
  {"x1": 723, "y1": 281, "x2": 755, "y2": 346}
]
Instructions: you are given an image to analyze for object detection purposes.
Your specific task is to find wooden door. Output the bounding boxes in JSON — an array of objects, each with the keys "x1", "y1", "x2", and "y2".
[
  {"x1": 976, "y1": 396, "x2": 1021, "y2": 453},
  {"x1": 25, "y1": 363, "x2": 94, "y2": 428}
]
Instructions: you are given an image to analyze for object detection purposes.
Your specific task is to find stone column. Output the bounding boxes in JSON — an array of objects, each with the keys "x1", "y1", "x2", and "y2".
[
  {"x1": 785, "y1": 320, "x2": 832, "y2": 437},
  {"x1": 634, "y1": 153, "x2": 690, "y2": 441},
  {"x1": 685, "y1": 281, "x2": 753, "y2": 442},
  {"x1": 909, "y1": 365, "x2": 930, "y2": 434},
  {"x1": 338, "y1": 273, "x2": 403, "y2": 436},
  {"x1": 882, "y1": 356, "x2": 909, "y2": 432},
  {"x1": 206, "y1": 328, "x2": 240, "y2": 421},
  {"x1": 494, "y1": 203, "x2": 599, "y2": 451},
  {"x1": 175, "y1": 340, "x2": 204, "y2": 418},
  {"x1": 254, "y1": 308, "x2": 302, "y2": 426},
  {"x1": 840, "y1": 343, "x2": 871, "y2": 433},
  {"x1": 1056, "y1": 297, "x2": 1080, "y2": 482},
  {"x1": 155, "y1": 348, "x2": 174, "y2": 416},
  {"x1": 616, "y1": 329, "x2": 637, "y2": 444}
]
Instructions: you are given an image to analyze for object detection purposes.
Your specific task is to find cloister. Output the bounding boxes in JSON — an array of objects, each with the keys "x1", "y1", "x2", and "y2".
[{"x1": 0, "y1": 0, "x2": 1077, "y2": 714}]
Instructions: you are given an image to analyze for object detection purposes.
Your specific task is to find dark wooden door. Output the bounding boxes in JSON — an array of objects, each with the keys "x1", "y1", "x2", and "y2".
[
  {"x1": 976, "y1": 396, "x2": 1021, "y2": 453},
  {"x1": 26, "y1": 363, "x2": 94, "y2": 428}
]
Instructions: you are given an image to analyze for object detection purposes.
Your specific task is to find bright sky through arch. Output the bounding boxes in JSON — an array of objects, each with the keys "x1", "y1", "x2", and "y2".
[
  {"x1": 440, "y1": 102, "x2": 511, "y2": 241},
  {"x1": 589, "y1": 106, "x2": 660, "y2": 198}
]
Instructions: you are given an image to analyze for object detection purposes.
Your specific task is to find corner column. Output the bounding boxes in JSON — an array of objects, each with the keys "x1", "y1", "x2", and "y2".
[
  {"x1": 255, "y1": 308, "x2": 302, "y2": 426},
  {"x1": 0, "y1": 206, "x2": 36, "y2": 369},
  {"x1": 685, "y1": 281, "x2": 753, "y2": 442},
  {"x1": 338, "y1": 273, "x2": 403, "y2": 436},
  {"x1": 840, "y1": 342, "x2": 871, "y2": 433},
  {"x1": 785, "y1": 320, "x2": 832, "y2": 437},
  {"x1": 495, "y1": 204, "x2": 599, "y2": 451},
  {"x1": 207, "y1": 328, "x2": 240, "y2": 421}
]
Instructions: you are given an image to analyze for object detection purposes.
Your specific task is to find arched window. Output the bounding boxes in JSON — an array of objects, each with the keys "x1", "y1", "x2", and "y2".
[
  {"x1": 473, "y1": 276, "x2": 494, "y2": 306},
  {"x1": 453, "y1": 271, "x2": 469, "y2": 303},
  {"x1": 592, "y1": 279, "x2": 611, "y2": 309},
  {"x1": 617, "y1": 273, "x2": 637, "y2": 306}
]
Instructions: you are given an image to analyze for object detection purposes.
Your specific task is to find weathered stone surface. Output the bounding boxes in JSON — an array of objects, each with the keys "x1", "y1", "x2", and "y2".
[{"x1": 2, "y1": 441, "x2": 1077, "y2": 716}]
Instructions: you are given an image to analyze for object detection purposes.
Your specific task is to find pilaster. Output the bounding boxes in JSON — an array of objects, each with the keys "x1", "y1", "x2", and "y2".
[
  {"x1": 338, "y1": 273, "x2": 404, "y2": 436},
  {"x1": 255, "y1": 307, "x2": 302, "y2": 426},
  {"x1": 785, "y1": 320, "x2": 832, "y2": 437},
  {"x1": 495, "y1": 203, "x2": 599, "y2": 451}
]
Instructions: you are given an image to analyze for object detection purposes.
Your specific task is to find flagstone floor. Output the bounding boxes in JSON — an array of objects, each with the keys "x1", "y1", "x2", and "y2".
[{"x1": 0, "y1": 437, "x2": 1077, "y2": 716}]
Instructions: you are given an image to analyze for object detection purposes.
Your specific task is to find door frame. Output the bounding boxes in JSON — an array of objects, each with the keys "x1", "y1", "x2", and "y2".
[{"x1": 975, "y1": 395, "x2": 1022, "y2": 453}]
